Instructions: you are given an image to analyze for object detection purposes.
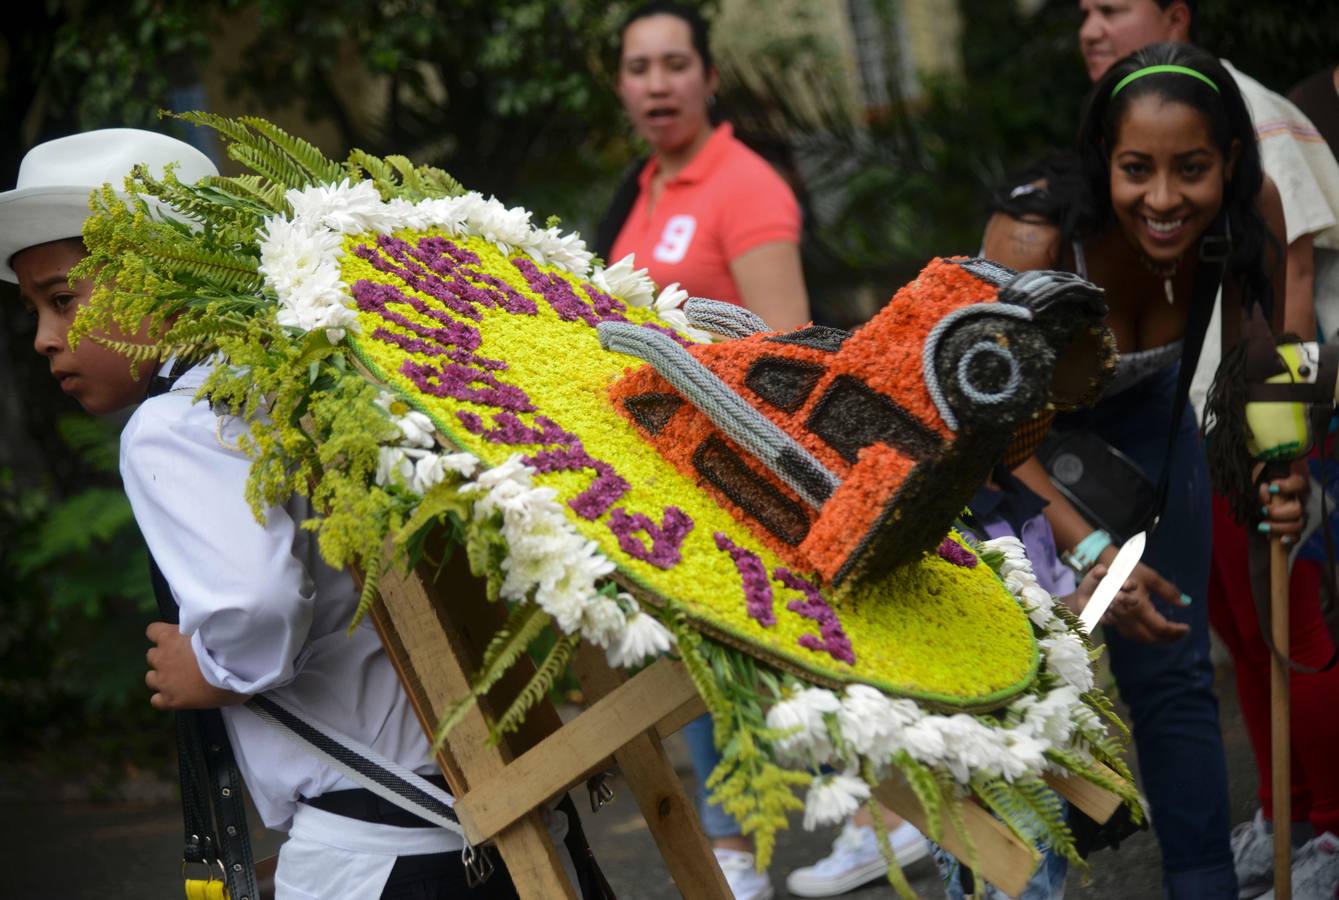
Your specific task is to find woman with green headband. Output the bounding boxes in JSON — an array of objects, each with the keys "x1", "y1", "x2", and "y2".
[{"x1": 981, "y1": 42, "x2": 1305, "y2": 898}]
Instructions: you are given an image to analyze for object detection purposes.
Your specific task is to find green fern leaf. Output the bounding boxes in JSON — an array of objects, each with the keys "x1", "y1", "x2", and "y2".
[
  {"x1": 490, "y1": 631, "x2": 578, "y2": 739},
  {"x1": 893, "y1": 751, "x2": 944, "y2": 842},
  {"x1": 239, "y1": 116, "x2": 345, "y2": 184}
]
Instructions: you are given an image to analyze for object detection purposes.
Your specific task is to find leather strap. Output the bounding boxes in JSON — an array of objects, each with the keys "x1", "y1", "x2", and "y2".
[
  {"x1": 1148, "y1": 215, "x2": 1230, "y2": 538},
  {"x1": 145, "y1": 364, "x2": 262, "y2": 900}
]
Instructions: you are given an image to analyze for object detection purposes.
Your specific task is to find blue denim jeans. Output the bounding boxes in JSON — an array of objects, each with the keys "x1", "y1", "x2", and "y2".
[
  {"x1": 683, "y1": 712, "x2": 742, "y2": 839},
  {"x1": 1056, "y1": 365, "x2": 1236, "y2": 898},
  {"x1": 934, "y1": 843, "x2": 1067, "y2": 900}
]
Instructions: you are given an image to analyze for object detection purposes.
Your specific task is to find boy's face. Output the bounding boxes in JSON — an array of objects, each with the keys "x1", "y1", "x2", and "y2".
[{"x1": 14, "y1": 238, "x2": 156, "y2": 415}]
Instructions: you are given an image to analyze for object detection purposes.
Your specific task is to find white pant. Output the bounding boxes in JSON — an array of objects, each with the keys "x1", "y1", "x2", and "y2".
[
  {"x1": 276, "y1": 803, "x2": 464, "y2": 900},
  {"x1": 275, "y1": 798, "x2": 577, "y2": 899}
]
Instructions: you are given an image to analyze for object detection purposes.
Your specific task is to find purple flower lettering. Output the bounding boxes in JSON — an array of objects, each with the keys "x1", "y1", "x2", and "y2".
[
  {"x1": 775, "y1": 568, "x2": 855, "y2": 666},
  {"x1": 714, "y1": 532, "x2": 776, "y2": 627},
  {"x1": 609, "y1": 506, "x2": 694, "y2": 569},
  {"x1": 937, "y1": 536, "x2": 978, "y2": 568}
]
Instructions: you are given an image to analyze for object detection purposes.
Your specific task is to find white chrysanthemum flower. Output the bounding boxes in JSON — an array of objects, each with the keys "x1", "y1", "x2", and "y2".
[
  {"x1": 1040, "y1": 632, "x2": 1094, "y2": 692},
  {"x1": 260, "y1": 217, "x2": 357, "y2": 341},
  {"x1": 902, "y1": 718, "x2": 948, "y2": 766},
  {"x1": 592, "y1": 254, "x2": 656, "y2": 307},
  {"x1": 936, "y1": 714, "x2": 1002, "y2": 784},
  {"x1": 380, "y1": 197, "x2": 431, "y2": 232},
  {"x1": 836, "y1": 684, "x2": 921, "y2": 758},
  {"x1": 652, "y1": 282, "x2": 712, "y2": 342},
  {"x1": 580, "y1": 595, "x2": 628, "y2": 650},
  {"x1": 605, "y1": 610, "x2": 674, "y2": 668},
  {"x1": 995, "y1": 730, "x2": 1047, "y2": 781},
  {"x1": 415, "y1": 196, "x2": 470, "y2": 234},
  {"x1": 1017, "y1": 685, "x2": 1081, "y2": 746},
  {"x1": 803, "y1": 772, "x2": 871, "y2": 831},
  {"x1": 653, "y1": 281, "x2": 690, "y2": 314},
  {"x1": 396, "y1": 410, "x2": 436, "y2": 448},
  {"x1": 982, "y1": 536, "x2": 1027, "y2": 559},
  {"x1": 410, "y1": 453, "x2": 449, "y2": 494},
  {"x1": 525, "y1": 226, "x2": 593, "y2": 276},
  {"x1": 766, "y1": 688, "x2": 841, "y2": 761},
  {"x1": 375, "y1": 446, "x2": 415, "y2": 489},
  {"x1": 374, "y1": 392, "x2": 437, "y2": 449},
  {"x1": 286, "y1": 179, "x2": 387, "y2": 234},
  {"x1": 258, "y1": 217, "x2": 343, "y2": 292},
  {"x1": 440, "y1": 452, "x2": 479, "y2": 478},
  {"x1": 466, "y1": 194, "x2": 533, "y2": 253},
  {"x1": 463, "y1": 454, "x2": 534, "y2": 494}
]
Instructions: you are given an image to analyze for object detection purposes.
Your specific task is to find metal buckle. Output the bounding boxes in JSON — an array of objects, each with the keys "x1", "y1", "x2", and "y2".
[
  {"x1": 182, "y1": 857, "x2": 226, "y2": 882},
  {"x1": 587, "y1": 772, "x2": 615, "y2": 813},
  {"x1": 462, "y1": 843, "x2": 496, "y2": 887}
]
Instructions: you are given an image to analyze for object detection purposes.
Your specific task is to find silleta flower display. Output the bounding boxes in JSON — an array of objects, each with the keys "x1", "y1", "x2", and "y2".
[{"x1": 71, "y1": 115, "x2": 1135, "y2": 893}]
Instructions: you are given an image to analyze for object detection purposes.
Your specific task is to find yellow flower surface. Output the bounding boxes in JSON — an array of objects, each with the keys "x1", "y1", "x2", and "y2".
[{"x1": 345, "y1": 228, "x2": 1037, "y2": 708}]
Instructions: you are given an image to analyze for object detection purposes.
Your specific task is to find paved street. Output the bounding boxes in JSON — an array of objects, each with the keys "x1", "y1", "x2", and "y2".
[{"x1": 2, "y1": 666, "x2": 1259, "y2": 899}]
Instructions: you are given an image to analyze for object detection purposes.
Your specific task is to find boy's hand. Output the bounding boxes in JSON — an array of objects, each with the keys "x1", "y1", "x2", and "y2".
[{"x1": 145, "y1": 622, "x2": 249, "y2": 710}]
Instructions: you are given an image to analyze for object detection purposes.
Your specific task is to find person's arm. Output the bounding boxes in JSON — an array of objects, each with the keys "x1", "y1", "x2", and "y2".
[
  {"x1": 122, "y1": 394, "x2": 318, "y2": 708},
  {"x1": 980, "y1": 211, "x2": 1063, "y2": 272},
  {"x1": 729, "y1": 239, "x2": 810, "y2": 330}
]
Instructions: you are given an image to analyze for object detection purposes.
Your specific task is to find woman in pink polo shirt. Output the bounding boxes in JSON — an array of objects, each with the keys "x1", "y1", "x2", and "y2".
[{"x1": 599, "y1": 0, "x2": 810, "y2": 333}]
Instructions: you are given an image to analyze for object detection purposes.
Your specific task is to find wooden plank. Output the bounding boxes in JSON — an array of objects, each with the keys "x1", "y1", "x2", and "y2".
[
  {"x1": 572, "y1": 644, "x2": 732, "y2": 900},
  {"x1": 873, "y1": 779, "x2": 1039, "y2": 898},
  {"x1": 373, "y1": 559, "x2": 577, "y2": 900},
  {"x1": 655, "y1": 693, "x2": 708, "y2": 741},
  {"x1": 454, "y1": 657, "x2": 700, "y2": 842},
  {"x1": 1043, "y1": 766, "x2": 1124, "y2": 825}
]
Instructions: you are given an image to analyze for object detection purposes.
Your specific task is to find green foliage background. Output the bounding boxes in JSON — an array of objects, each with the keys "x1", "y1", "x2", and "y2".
[{"x1": 0, "y1": 0, "x2": 1332, "y2": 775}]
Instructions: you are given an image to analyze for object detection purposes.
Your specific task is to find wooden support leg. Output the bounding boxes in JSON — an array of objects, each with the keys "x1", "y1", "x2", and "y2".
[
  {"x1": 1043, "y1": 765, "x2": 1123, "y2": 825},
  {"x1": 572, "y1": 645, "x2": 732, "y2": 900},
  {"x1": 371, "y1": 561, "x2": 577, "y2": 900},
  {"x1": 1270, "y1": 535, "x2": 1292, "y2": 900},
  {"x1": 873, "y1": 780, "x2": 1040, "y2": 898}
]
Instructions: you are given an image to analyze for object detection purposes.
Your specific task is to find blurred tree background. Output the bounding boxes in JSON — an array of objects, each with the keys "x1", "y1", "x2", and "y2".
[{"x1": 0, "y1": 0, "x2": 1333, "y2": 781}]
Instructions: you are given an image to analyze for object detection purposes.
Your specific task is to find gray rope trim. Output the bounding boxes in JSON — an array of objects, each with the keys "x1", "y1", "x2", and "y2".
[
  {"x1": 999, "y1": 269, "x2": 1103, "y2": 310},
  {"x1": 246, "y1": 695, "x2": 466, "y2": 838},
  {"x1": 956, "y1": 341, "x2": 1023, "y2": 405},
  {"x1": 952, "y1": 257, "x2": 1017, "y2": 287},
  {"x1": 598, "y1": 322, "x2": 840, "y2": 508},
  {"x1": 682, "y1": 297, "x2": 769, "y2": 339},
  {"x1": 921, "y1": 304, "x2": 1034, "y2": 432}
]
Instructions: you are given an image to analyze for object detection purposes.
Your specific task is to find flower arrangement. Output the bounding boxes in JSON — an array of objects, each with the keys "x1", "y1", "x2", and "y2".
[{"x1": 71, "y1": 114, "x2": 1140, "y2": 894}]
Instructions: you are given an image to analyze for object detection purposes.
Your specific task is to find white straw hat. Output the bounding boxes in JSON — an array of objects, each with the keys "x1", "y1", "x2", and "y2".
[{"x1": 0, "y1": 128, "x2": 218, "y2": 283}]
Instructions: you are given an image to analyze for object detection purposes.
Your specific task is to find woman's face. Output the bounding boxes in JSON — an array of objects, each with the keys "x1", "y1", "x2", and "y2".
[
  {"x1": 1108, "y1": 94, "x2": 1236, "y2": 264},
  {"x1": 617, "y1": 14, "x2": 717, "y2": 155}
]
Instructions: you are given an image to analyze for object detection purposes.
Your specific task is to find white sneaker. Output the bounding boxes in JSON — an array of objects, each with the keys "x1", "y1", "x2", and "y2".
[
  {"x1": 714, "y1": 847, "x2": 775, "y2": 900},
  {"x1": 1259, "y1": 831, "x2": 1339, "y2": 900},
  {"x1": 1232, "y1": 809, "x2": 1277, "y2": 899},
  {"x1": 785, "y1": 820, "x2": 930, "y2": 897}
]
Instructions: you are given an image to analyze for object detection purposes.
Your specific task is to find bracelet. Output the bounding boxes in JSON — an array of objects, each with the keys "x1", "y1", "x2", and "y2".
[{"x1": 1063, "y1": 529, "x2": 1113, "y2": 574}]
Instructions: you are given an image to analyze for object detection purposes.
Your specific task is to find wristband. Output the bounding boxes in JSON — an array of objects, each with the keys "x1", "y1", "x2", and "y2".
[{"x1": 1063, "y1": 529, "x2": 1113, "y2": 574}]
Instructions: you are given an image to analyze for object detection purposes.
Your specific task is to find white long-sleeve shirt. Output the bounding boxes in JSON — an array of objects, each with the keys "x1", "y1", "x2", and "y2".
[{"x1": 119, "y1": 361, "x2": 440, "y2": 831}]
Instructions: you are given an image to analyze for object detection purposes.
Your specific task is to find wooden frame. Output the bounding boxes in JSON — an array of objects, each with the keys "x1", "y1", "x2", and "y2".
[{"x1": 368, "y1": 551, "x2": 1131, "y2": 897}]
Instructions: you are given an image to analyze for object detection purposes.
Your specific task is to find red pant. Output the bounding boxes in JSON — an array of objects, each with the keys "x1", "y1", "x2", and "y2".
[{"x1": 1208, "y1": 494, "x2": 1339, "y2": 835}]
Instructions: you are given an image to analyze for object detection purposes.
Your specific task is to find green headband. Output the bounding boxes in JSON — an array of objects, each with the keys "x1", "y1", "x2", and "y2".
[{"x1": 1111, "y1": 64, "x2": 1219, "y2": 99}]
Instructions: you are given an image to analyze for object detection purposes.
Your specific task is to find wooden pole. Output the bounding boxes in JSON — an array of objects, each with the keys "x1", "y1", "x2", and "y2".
[{"x1": 1270, "y1": 532, "x2": 1291, "y2": 900}]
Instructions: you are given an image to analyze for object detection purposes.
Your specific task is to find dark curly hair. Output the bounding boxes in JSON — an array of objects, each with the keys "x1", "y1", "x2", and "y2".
[
  {"x1": 992, "y1": 42, "x2": 1278, "y2": 316},
  {"x1": 616, "y1": 2, "x2": 714, "y2": 74}
]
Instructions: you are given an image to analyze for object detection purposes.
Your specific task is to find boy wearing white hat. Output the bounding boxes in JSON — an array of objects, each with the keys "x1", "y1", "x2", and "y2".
[{"x1": 0, "y1": 130, "x2": 539, "y2": 898}]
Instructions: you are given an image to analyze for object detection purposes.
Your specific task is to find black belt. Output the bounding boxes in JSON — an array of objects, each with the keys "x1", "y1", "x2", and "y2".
[{"x1": 302, "y1": 775, "x2": 453, "y2": 828}]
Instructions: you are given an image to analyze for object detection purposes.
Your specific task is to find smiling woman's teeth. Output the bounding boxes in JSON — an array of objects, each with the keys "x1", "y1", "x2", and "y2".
[{"x1": 1146, "y1": 218, "x2": 1184, "y2": 234}]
